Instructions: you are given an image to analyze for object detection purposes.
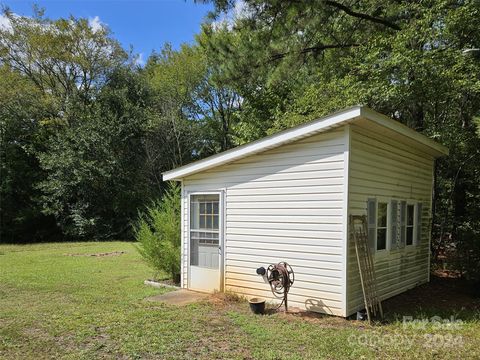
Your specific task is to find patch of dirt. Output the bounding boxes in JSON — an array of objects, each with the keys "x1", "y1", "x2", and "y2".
[
  {"x1": 383, "y1": 274, "x2": 480, "y2": 315},
  {"x1": 205, "y1": 275, "x2": 480, "y2": 327},
  {"x1": 206, "y1": 292, "x2": 364, "y2": 329},
  {"x1": 206, "y1": 292, "x2": 245, "y2": 307},
  {"x1": 277, "y1": 308, "x2": 361, "y2": 328},
  {"x1": 64, "y1": 251, "x2": 126, "y2": 257}
]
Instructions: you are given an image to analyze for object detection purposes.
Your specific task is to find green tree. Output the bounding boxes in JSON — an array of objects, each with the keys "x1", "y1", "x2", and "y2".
[
  {"x1": 143, "y1": 44, "x2": 203, "y2": 174},
  {"x1": 37, "y1": 68, "x2": 153, "y2": 239},
  {"x1": 0, "y1": 9, "x2": 146, "y2": 241},
  {"x1": 0, "y1": 65, "x2": 59, "y2": 242},
  {"x1": 145, "y1": 43, "x2": 241, "y2": 158},
  {"x1": 0, "y1": 7, "x2": 126, "y2": 113}
]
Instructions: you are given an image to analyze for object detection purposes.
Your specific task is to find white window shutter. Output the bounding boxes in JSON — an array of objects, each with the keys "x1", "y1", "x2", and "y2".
[
  {"x1": 367, "y1": 198, "x2": 377, "y2": 252},
  {"x1": 399, "y1": 201, "x2": 406, "y2": 248},
  {"x1": 390, "y1": 200, "x2": 398, "y2": 250},
  {"x1": 416, "y1": 202, "x2": 423, "y2": 245}
]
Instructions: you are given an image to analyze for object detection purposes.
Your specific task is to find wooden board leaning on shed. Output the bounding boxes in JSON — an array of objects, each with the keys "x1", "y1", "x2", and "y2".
[{"x1": 349, "y1": 215, "x2": 383, "y2": 323}]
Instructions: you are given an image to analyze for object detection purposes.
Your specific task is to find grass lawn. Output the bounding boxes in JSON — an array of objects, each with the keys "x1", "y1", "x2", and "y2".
[{"x1": 0, "y1": 242, "x2": 479, "y2": 359}]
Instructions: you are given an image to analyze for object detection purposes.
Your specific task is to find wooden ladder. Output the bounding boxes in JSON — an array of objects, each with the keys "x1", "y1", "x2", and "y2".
[{"x1": 349, "y1": 215, "x2": 383, "y2": 323}]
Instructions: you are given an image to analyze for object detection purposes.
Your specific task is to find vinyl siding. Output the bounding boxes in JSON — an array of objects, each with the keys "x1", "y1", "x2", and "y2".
[
  {"x1": 346, "y1": 124, "x2": 434, "y2": 316},
  {"x1": 182, "y1": 129, "x2": 347, "y2": 316}
]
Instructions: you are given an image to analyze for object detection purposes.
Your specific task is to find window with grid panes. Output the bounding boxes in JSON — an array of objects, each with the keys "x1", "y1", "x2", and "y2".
[
  {"x1": 190, "y1": 195, "x2": 219, "y2": 244},
  {"x1": 406, "y1": 204, "x2": 415, "y2": 246},
  {"x1": 377, "y1": 202, "x2": 388, "y2": 251}
]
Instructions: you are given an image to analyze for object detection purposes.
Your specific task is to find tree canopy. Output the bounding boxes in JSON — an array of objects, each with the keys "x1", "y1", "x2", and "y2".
[{"x1": 1, "y1": 1, "x2": 479, "y2": 277}]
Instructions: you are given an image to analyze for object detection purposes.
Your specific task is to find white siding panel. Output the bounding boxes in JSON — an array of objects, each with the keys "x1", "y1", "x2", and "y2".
[
  {"x1": 228, "y1": 246, "x2": 343, "y2": 261},
  {"x1": 226, "y1": 267, "x2": 342, "y2": 286},
  {"x1": 234, "y1": 145, "x2": 345, "y2": 165},
  {"x1": 183, "y1": 129, "x2": 346, "y2": 316},
  {"x1": 346, "y1": 124, "x2": 434, "y2": 316},
  {"x1": 226, "y1": 208, "x2": 343, "y2": 216},
  {"x1": 227, "y1": 201, "x2": 343, "y2": 209},
  {"x1": 226, "y1": 214, "x2": 343, "y2": 224},
  {"x1": 227, "y1": 222, "x2": 342, "y2": 232},
  {"x1": 228, "y1": 185, "x2": 343, "y2": 195},
  {"x1": 227, "y1": 193, "x2": 344, "y2": 203},
  {"x1": 226, "y1": 234, "x2": 342, "y2": 247},
  {"x1": 226, "y1": 260, "x2": 342, "y2": 278},
  {"x1": 226, "y1": 227, "x2": 341, "y2": 240}
]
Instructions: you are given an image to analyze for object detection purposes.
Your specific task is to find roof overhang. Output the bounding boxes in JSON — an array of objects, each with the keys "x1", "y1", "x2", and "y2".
[{"x1": 163, "y1": 105, "x2": 449, "y2": 181}]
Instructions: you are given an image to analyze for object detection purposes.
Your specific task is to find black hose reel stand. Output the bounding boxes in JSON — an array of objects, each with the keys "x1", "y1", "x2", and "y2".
[{"x1": 257, "y1": 262, "x2": 295, "y2": 312}]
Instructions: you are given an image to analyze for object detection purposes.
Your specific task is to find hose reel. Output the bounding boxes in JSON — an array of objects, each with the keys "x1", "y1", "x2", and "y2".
[{"x1": 258, "y1": 261, "x2": 295, "y2": 312}]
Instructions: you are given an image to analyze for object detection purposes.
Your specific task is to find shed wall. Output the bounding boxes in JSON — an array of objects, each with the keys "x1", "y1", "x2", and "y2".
[
  {"x1": 182, "y1": 129, "x2": 347, "y2": 316},
  {"x1": 346, "y1": 124, "x2": 434, "y2": 316}
]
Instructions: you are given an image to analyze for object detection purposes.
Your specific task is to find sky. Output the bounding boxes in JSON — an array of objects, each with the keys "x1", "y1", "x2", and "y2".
[{"x1": 0, "y1": 0, "x2": 214, "y2": 64}]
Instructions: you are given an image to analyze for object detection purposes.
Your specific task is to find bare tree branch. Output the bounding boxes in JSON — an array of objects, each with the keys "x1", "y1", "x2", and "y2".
[
  {"x1": 324, "y1": 0, "x2": 401, "y2": 30},
  {"x1": 269, "y1": 43, "x2": 359, "y2": 62}
]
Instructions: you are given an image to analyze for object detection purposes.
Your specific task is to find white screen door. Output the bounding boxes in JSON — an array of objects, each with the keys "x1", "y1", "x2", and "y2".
[{"x1": 189, "y1": 193, "x2": 222, "y2": 292}]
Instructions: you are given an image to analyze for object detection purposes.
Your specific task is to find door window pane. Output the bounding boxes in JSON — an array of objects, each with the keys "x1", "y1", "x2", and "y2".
[{"x1": 190, "y1": 194, "x2": 220, "y2": 268}]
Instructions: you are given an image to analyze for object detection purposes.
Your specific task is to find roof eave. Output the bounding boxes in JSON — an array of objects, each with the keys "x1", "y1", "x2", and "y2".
[
  {"x1": 359, "y1": 107, "x2": 449, "y2": 157},
  {"x1": 163, "y1": 106, "x2": 363, "y2": 181},
  {"x1": 163, "y1": 105, "x2": 449, "y2": 181}
]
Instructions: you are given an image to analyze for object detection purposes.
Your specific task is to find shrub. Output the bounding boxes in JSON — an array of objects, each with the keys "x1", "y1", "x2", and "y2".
[{"x1": 134, "y1": 183, "x2": 181, "y2": 281}]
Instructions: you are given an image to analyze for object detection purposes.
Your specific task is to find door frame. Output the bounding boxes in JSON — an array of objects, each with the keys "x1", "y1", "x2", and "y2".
[{"x1": 187, "y1": 190, "x2": 225, "y2": 292}]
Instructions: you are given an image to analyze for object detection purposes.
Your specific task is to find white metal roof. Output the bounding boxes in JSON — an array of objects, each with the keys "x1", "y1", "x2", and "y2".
[{"x1": 163, "y1": 105, "x2": 449, "y2": 181}]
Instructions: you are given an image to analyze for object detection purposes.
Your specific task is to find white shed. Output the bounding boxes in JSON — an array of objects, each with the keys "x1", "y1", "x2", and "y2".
[{"x1": 163, "y1": 106, "x2": 448, "y2": 317}]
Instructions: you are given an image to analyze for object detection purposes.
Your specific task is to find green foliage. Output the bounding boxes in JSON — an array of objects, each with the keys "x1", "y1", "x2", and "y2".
[
  {"x1": 0, "y1": 65, "x2": 60, "y2": 242},
  {"x1": 455, "y1": 223, "x2": 480, "y2": 281},
  {"x1": 36, "y1": 68, "x2": 152, "y2": 239},
  {"x1": 142, "y1": 44, "x2": 204, "y2": 171},
  {"x1": 203, "y1": 0, "x2": 480, "y2": 278},
  {"x1": 134, "y1": 183, "x2": 181, "y2": 280},
  {"x1": 0, "y1": 7, "x2": 126, "y2": 108},
  {"x1": 0, "y1": 9, "x2": 151, "y2": 242},
  {"x1": 145, "y1": 42, "x2": 242, "y2": 156}
]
